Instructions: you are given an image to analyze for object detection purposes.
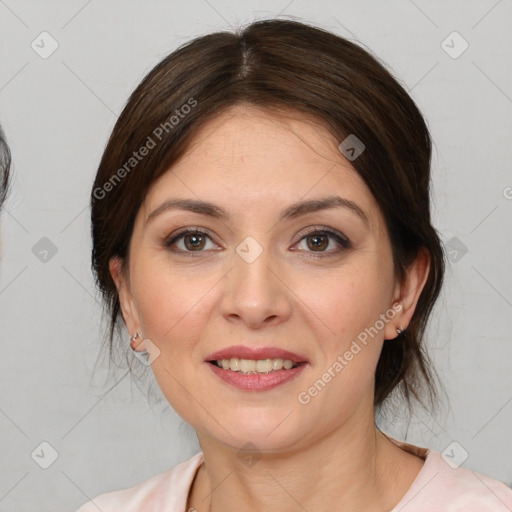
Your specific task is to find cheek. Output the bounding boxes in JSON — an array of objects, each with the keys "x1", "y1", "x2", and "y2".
[
  {"x1": 130, "y1": 262, "x2": 221, "y2": 423},
  {"x1": 292, "y1": 266, "x2": 390, "y2": 418},
  {"x1": 296, "y1": 257, "x2": 394, "y2": 348},
  {"x1": 131, "y1": 261, "x2": 219, "y2": 358}
]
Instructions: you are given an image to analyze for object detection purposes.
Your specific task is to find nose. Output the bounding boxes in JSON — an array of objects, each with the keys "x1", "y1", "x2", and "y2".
[{"x1": 221, "y1": 240, "x2": 292, "y2": 329}]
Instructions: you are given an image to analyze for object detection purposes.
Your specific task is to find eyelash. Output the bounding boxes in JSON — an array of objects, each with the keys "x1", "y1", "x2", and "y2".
[{"x1": 163, "y1": 226, "x2": 351, "y2": 258}]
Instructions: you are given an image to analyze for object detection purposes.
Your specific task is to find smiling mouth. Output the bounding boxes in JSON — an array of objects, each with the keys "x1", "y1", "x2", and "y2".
[{"x1": 209, "y1": 358, "x2": 305, "y2": 374}]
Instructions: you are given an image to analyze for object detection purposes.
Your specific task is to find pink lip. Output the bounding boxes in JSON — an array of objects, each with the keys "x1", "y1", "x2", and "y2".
[
  {"x1": 206, "y1": 362, "x2": 308, "y2": 391},
  {"x1": 205, "y1": 345, "x2": 308, "y2": 363}
]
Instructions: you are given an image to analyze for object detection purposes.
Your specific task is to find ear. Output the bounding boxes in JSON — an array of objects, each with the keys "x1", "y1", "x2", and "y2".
[
  {"x1": 109, "y1": 256, "x2": 146, "y2": 352},
  {"x1": 384, "y1": 247, "x2": 430, "y2": 340}
]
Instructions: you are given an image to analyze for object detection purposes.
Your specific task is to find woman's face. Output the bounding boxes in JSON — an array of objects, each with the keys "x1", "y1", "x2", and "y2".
[{"x1": 111, "y1": 105, "x2": 419, "y2": 453}]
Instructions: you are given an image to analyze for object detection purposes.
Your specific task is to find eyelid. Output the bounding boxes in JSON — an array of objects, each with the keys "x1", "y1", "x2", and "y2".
[
  {"x1": 292, "y1": 226, "x2": 352, "y2": 257},
  {"x1": 163, "y1": 227, "x2": 220, "y2": 249},
  {"x1": 297, "y1": 225, "x2": 350, "y2": 245}
]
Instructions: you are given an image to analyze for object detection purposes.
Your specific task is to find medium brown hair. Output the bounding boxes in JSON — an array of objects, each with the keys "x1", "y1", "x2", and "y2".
[{"x1": 91, "y1": 18, "x2": 445, "y2": 410}]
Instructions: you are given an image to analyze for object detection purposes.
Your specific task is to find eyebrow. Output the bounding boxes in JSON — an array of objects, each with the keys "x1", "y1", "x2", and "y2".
[{"x1": 146, "y1": 195, "x2": 369, "y2": 227}]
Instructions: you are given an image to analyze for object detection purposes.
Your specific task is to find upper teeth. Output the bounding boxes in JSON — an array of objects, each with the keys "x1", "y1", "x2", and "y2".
[{"x1": 216, "y1": 358, "x2": 296, "y2": 373}]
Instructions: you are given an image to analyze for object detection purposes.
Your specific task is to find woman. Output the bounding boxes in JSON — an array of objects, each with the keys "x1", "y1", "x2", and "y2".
[{"x1": 77, "y1": 18, "x2": 512, "y2": 511}]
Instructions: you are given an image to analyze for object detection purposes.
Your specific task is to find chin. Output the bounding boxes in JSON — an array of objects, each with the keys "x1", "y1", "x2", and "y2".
[{"x1": 205, "y1": 408, "x2": 306, "y2": 452}]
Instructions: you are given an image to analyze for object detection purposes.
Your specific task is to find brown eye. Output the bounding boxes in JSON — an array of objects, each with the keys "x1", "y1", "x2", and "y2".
[
  {"x1": 183, "y1": 232, "x2": 207, "y2": 251},
  {"x1": 164, "y1": 229, "x2": 217, "y2": 253},
  {"x1": 306, "y1": 233, "x2": 329, "y2": 251},
  {"x1": 295, "y1": 228, "x2": 351, "y2": 257}
]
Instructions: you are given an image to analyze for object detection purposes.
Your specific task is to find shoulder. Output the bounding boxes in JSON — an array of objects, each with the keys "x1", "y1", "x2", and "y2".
[
  {"x1": 394, "y1": 445, "x2": 512, "y2": 511},
  {"x1": 74, "y1": 452, "x2": 204, "y2": 512}
]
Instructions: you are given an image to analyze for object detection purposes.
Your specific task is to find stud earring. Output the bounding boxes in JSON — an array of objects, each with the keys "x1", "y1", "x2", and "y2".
[{"x1": 130, "y1": 331, "x2": 146, "y2": 353}]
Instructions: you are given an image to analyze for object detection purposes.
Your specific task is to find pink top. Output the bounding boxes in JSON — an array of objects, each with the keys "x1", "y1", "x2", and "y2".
[{"x1": 75, "y1": 439, "x2": 512, "y2": 511}]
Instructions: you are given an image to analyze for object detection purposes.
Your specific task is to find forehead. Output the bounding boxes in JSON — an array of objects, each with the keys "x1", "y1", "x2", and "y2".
[
  {"x1": 141, "y1": 105, "x2": 384, "y2": 233},
  {"x1": 177, "y1": 104, "x2": 345, "y2": 172}
]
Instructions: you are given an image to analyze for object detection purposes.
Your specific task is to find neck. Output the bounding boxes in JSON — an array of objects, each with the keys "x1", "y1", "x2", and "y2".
[{"x1": 189, "y1": 412, "x2": 420, "y2": 512}]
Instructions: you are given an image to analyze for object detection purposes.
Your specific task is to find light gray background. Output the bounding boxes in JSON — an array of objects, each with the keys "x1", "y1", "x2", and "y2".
[{"x1": 0, "y1": 1, "x2": 511, "y2": 511}]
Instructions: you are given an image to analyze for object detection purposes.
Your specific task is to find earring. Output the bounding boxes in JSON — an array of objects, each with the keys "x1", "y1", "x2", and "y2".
[
  {"x1": 130, "y1": 331, "x2": 146, "y2": 353},
  {"x1": 129, "y1": 333, "x2": 160, "y2": 366},
  {"x1": 396, "y1": 325, "x2": 404, "y2": 335}
]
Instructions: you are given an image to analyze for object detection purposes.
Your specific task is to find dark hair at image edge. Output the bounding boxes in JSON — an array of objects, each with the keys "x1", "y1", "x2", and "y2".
[
  {"x1": 90, "y1": 18, "x2": 446, "y2": 413},
  {"x1": 0, "y1": 125, "x2": 11, "y2": 209}
]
